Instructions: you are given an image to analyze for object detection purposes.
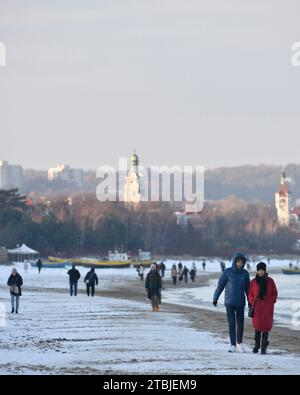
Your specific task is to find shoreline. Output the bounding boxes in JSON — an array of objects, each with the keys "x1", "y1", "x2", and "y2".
[{"x1": 11, "y1": 270, "x2": 300, "y2": 356}]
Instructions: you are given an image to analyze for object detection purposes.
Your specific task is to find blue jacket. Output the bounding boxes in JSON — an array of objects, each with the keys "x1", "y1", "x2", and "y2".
[{"x1": 213, "y1": 253, "x2": 250, "y2": 307}]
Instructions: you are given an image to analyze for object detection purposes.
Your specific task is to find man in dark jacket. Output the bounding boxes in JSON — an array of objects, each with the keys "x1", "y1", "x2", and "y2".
[
  {"x1": 67, "y1": 265, "x2": 81, "y2": 296},
  {"x1": 84, "y1": 268, "x2": 98, "y2": 297},
  {"x1": 160, "y1": 261, "x2": 166, "y2": 278},
  {"x1": 36, "y1": 259, "x2": 43, "y2": 273},
  {"x1": 213, "y1": 253, "x2": 250, "y2": 353},
  {"x1": 7, "y1": 268, "x2": 23, "y2": 314},
  {"x1": 182, "y1": 266, "x2": 189, "y2": 283},
  {"x1": 145, "y1": 263, "x2": 162, "y2": 312}
]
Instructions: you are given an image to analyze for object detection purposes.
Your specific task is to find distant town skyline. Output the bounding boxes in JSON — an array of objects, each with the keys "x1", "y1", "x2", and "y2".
[{"x1": 1, "y1": 1, "x2": 300, "y2": 170}]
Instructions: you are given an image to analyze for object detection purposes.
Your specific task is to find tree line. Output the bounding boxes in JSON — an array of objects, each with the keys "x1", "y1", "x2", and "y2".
[{"x1": 0, "y1": 190, "x2": 299, "y2": 257}]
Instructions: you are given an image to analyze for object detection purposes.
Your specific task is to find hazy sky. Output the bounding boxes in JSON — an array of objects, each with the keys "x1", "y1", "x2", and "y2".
[{"x1": 0, "y1": 0, "x2": 300, "y2": 170}]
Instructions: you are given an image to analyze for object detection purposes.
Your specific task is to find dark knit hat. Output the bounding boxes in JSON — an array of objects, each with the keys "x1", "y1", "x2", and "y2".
[{"x1": 256, "y1": 261, "x2": 267, "y2": 271}]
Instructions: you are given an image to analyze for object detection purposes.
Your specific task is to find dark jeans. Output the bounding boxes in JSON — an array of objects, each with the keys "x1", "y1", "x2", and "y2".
[
  {"x1": 86, "y1": 284, "x2": 95, "y2": 297},
  {"x1": 70, "y1": 282, "x2": 78, "y2": 296},
  {"x1": 226, "y1": 305, "x2": 245, "y2": 346},
  {"x1": 172, "y1": 276, "x2": 177, "y2": 285}
]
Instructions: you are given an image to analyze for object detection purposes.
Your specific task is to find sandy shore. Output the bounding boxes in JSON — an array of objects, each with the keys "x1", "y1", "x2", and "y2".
[
  {"x1": 22, "y1": 270, "x2": 300, "y2": 356},
  {"x1": 96, "y1": 272, "x2": 300, "y2": 355}
]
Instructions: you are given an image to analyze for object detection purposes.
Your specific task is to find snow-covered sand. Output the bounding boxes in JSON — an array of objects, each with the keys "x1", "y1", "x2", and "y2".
[{"x1": 1, "y1": 264, "x2": 300, "y2": 374}]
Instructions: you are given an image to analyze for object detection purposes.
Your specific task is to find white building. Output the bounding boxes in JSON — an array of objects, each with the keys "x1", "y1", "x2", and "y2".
[
  {"x1": 275, "y1": 172, "x2": 290, "y2": 227},
  {"x1": 123, "y1": 151, "x2": 141, "y2": 205},
  {"x1": 48, "y1": 164, "x2": 84, "y2": 187},
  {"x1": 0, "y1": 160, "x2": 23, "y2": 190}
]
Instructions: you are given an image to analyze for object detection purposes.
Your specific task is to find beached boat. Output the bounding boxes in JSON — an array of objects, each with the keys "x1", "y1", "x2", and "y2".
[
  {"x1": 47, "y1": 250, "x2": 155, "y2": 269},
  {"x1": 282, "y1": 268, "x2": 300, "y2": 275}
]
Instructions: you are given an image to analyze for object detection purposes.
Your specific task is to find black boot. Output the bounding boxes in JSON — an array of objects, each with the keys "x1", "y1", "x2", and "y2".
[
  {"x1": 261, "y1": 332, "x2": 269, "y2": 354},
  {"x1": 253, "y1": 331, "x2": 261, "y2": 353},
  {"x1": 11, "y1": 308, "x2": 14, "y2": 314}
]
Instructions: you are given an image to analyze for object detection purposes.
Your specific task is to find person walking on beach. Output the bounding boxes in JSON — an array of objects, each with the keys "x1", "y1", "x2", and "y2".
[
  {"x1": 182, "y1": 266, "x2": 189, "y2": 283},
  {"x1": 248, "y1": 262, "x2": 278, "y2": 354},
  {"x1": 67, "y1": 264, "x2": 81, "y2": 296},
  {"x1": 139, "y1": 264, "x2": 144, "y2": 281},
  {"x1": 7, "y1": 268, "x2": 23, "y2": 314},
  {"x1": 36, "y1": 258, "x2": 43, "y2": 273},
  {"x1": 192, "y1": 262, "x2": 197, "y2": 273},
  {"x1": 178, "y1": 262, "x2": 183, "y2": 274},
  {"x1": 190, "y1": 267, "x2": 196, "y2": 282},
  {"x1": 160, "y1": 261, "x2": 166, "y2": 278},
  {"x1": 84, "y1": 268, "x2": 98, "y2": 297},
  {"x1": 171, "y1": 264, "x2": 178, "y2": 285},
  {"x1": 213, "y1": 253, "x2": 250, "y2": 353},
  {"x1": 220, "y1": 261, "x2": 226, "y2": 272},
  {"x1": 145, "y1": 263, "x2": 162, "y2": 312}
]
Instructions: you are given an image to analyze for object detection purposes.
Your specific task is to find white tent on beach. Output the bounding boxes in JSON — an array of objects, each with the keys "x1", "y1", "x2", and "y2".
[{"x1": 8, "y1": 244, "x2": 39, "y2": 262}]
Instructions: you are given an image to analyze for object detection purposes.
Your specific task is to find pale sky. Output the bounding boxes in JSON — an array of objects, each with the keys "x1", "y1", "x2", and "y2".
[{"x1": 0, "y1": 0, "x2": 300, "y2": 171}]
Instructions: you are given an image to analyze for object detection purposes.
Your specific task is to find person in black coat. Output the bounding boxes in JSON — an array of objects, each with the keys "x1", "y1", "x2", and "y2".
[
  {"x1": 145, "y1": 263, "x2": 162, "y2": 312},
  {"x1": 190, "y1": 268, "x2": 196, "y2": 282},
  {"x1": 67, "y1": 265, "x2": 81, "y2": 296},
  {"x1": 160, "y1": 261, "x2": 166, "y2": 278},
  {"x1": 7, "y1": 268, "x2": 23, "y2": 314},
  {"x1": 182, "y1": 266, "x2": 189, "y2": 283},
  {"x1": 84, "y1": 268, "x2": 98, "y2": 297},
  {"x1": 36, "y1": 259, "x2": 43, "y2": 273}
]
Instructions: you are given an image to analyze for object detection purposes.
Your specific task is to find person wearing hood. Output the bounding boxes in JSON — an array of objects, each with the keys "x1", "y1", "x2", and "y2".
[
  {"x1": 84, "y1": 268, "x2": 99, "y2": 297},
  {"x1": 213, "y1": 253, "x2": 250, "y2": 353},
  {"x1": 7, "y1": 268, "x2": 23, "y2": 314},
  {"x1": 248, "y1": 262, "x2": 278, "y2": 354},
  {"x1": 145, "y1": 263, "x2": 162, "y2": 312}
]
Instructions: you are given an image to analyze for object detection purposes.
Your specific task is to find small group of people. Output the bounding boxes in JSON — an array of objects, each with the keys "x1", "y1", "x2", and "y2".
[
  {"x1": 213, "y1": 253, "x2": 278, "y2": 354},
  {"x1": 67, "y1": 265, "x2": 99, "y2": 297},
  {"x1": 170, "y1": 262, "x2": 197, "y2": 285}
]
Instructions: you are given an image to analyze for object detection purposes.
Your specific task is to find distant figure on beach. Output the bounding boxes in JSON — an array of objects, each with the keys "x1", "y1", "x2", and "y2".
[
  {"x1": 160, "y1": 261, "x2": 166, "y2": 278},
  {"x1": 178, "y1": 262, "x2": 183, "y2": 274},
  {"x1": 213, "y1": 253, "x2": 250, "y2": 353},
  {"x1": 84, "y1": 268, "x2": 98, "y2": 297},
  {"x1": 171, "y1": 264, "x2": 178, "y2": 285},
  {"x1": 182, "y1": 266, "x2": 189, "y2": 283},
  {"x1": 7, "y1": 268, "x2": 23, "y2": 314},
  {"x1": 23, "y1": 260, "x2": 29, "y2": 272},
  {"x1": 202, "y1": 260, "x2": 206, "y2": 271},
  {"x1": 67, "y1": 264, "x2": 81, "y2": 296},
  {"x1": 192, "y1": 262, "x2": 197, "y2": 273},
  {"x1": 190, "y1": 268, "x2": 196, "y2": 282},
  {"x1": 248, "y1": 262, "x2": 278, "y2": 354},
  {"x1": 220, "y1": 261, "x2": 226, "y2": 272},
  {"x1": 289, "y1": 262, "x2": 293, "y2": 269},
  {"x1": 145, "y1": 263, "x2": 162, "y2": 312},
  {"x1": 36, "y1": 258, "x2": 43, "y2": 273},
  {"x1": 139, "y1": 264, "x2": 144, "y2": 281}
]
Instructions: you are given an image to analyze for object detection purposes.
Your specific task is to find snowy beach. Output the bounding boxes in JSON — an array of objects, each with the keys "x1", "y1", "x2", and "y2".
[{"x1": 1, "y1": 260, "x2": 300, "y2": 374}]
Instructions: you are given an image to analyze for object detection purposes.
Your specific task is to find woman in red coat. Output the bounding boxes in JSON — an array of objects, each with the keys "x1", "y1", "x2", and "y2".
[{"x1": 248, "y1": 262, "x2": 278, "y2": 354}]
